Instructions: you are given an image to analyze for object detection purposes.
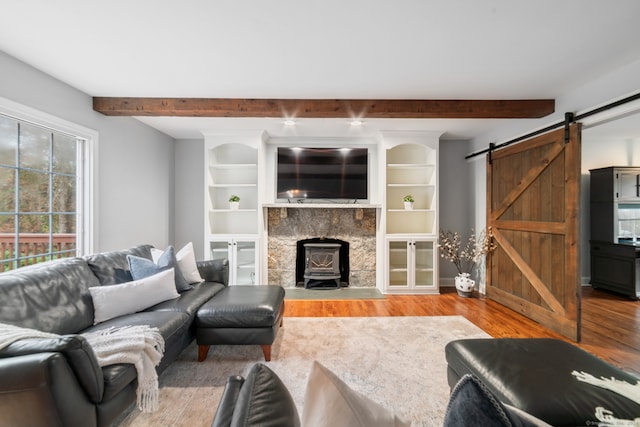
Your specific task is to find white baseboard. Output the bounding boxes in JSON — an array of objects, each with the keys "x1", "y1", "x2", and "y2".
[{"x1": 439, "y1": 276, "x2": 592, "y2": 293}]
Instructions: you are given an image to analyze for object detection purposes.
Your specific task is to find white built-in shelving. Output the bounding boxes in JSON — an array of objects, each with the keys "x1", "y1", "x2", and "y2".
[
  {"x1": 205, "y1": 135, "x2": 262, "y2": 284},
  {"x1": 203, "y1": 131, "x2": 441, "y2": 292},
  {"x1": 383, "y1": 134, "x2": 440, "y2": 294}
]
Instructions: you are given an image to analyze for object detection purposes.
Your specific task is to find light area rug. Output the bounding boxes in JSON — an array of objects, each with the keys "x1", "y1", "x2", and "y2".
[
  {"x1": 284, "y1": 287, "x2": 385, "y2": 300},
  {"x1": 115, "y1": 316, "x2": 490, "y2": 427}
]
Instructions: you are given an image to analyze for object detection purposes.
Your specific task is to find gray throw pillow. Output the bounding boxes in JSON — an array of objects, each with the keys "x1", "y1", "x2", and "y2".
[{"x1": 127, "y1": 245, "x2": 192, "y2": 292}]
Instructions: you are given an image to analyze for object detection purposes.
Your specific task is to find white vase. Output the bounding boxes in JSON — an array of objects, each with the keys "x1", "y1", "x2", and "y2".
[
  {"x1": 403, "y1": 201, "x2": 414, "y2": 210},
  {"x1": 229, "y1": 201, "x2": 239, "y2": 210},
  {"x1": 455, "y1": 273, "x2": 475, "y2": 297}
]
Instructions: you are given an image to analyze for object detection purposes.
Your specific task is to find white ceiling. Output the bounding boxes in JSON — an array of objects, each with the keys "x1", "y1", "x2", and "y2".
[{"x1": 1, "y1": 0, "x2": 640, "y2": 140}]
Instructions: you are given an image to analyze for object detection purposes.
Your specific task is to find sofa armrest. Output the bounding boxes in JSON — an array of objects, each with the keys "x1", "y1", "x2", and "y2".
[
  {"x1": 0, "y1": 352, "x2": 97, "y2": 427},
  {"x1": 211, "y1": 364, "x2": 300, "y2": 427},
  {"x1": 211, "y1": 375, "x2": 245, "y2": 427},
  {"x1": 198, "y1": 258, "x2": 229, "y2": 286},
  {"x1": 0, "y1": 335, "x2": 104, "y2": 403}
]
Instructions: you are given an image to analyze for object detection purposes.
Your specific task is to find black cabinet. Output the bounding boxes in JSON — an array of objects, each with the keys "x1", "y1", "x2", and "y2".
[
  {"x1": 590, "y1": 167, "x2": 640, "y2": 242},
  {"x1": 590, "y1": 241, "x2": 640, "y2": 299},
  {"x1": 589, "y1": 166, "x2": 640, "y2": 299}
]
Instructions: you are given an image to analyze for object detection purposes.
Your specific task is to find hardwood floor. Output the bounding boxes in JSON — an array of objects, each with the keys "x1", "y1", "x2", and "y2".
[{"x1": 283, "y1": 286, "x2": 640, "y2": 376}]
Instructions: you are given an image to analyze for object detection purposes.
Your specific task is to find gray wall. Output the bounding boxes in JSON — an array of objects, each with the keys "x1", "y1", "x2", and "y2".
[
  {"x1": 173, "y1": 138, "x2": 205, "y2": 257},
  {"x1": 0, "y1": 50, "x2": 175, "y2": 252},
  {"x1": 438, "y1": 140, "x2": 473, "y2": 280}
]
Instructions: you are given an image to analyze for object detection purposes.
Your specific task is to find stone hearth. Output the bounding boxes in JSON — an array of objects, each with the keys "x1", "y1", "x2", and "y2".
[{"x1": 267, "y1": 207, "x2": 376, "y2": 287}]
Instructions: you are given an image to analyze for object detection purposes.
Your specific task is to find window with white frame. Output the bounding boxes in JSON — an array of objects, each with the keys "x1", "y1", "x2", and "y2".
[{"x1": 0, "y1": 101, "x2": 95, "y2": 271}]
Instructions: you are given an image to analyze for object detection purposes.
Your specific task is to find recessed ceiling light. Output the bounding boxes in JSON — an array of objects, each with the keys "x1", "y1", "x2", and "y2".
[
  {"x1": 283, "y1": 119, "x2": 296, "y2": 126},
  {"x1": 350, "y1": 119, "x2": 363, "y2": 126}
]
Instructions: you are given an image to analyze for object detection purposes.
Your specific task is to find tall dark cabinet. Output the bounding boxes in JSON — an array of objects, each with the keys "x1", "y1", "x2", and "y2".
[{"x1": 589, "y1": 166, "x2": 640, "y2": 299}]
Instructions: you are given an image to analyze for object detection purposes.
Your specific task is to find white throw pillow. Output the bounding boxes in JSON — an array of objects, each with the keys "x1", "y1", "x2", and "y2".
[
  {"x1": 89, "y1": 268, "x2": 180, "y2": 324},
  {"x1": 152, "y1": 242, "x2": 203, "y2": 284},
  {"x1": 302, "y1": 361, "x2": 410, "y2": 427}
]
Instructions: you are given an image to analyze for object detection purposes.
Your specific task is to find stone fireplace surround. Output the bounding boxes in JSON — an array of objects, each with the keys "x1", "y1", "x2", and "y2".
[{"x1": 267, "y1": 207, "x2": 377, "y2": 288}]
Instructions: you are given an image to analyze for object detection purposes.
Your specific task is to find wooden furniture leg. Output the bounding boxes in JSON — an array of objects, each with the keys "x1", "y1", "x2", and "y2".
[
  {"x1": 261, "y1": 345, "x2": 271, "y2": 361},
  {"x1": 198, "y1": 345, "x2": 210, "y2": 362}
]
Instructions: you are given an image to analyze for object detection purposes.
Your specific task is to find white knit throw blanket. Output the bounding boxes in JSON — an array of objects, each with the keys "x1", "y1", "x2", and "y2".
[
  {"x1": 0, "y1": 323, "x2": 164, "y2": 413},
  {"x1": 572, "y1": 370, "x2": 640, "y2": 426}
]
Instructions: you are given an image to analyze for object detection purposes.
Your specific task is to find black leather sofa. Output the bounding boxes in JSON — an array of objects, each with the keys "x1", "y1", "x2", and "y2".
[
  {"x1": 0, "y1": 244, "x2": 229, "y2": 427},
  {"x1": 211, "y1": 363, "x2": 301, "y2": 427},
  {"x1": 445, "y1": 338, "x2": 640, "y2": 426}
]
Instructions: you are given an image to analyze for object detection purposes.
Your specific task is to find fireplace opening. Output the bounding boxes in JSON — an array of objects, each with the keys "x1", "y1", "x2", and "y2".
[{"x1": 295, "y1": 238, "x2": 349, "y2": 289}]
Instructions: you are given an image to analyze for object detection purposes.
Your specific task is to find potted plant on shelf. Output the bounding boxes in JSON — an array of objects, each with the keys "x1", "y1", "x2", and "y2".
[
  {"x1": 228, "y1": 195, "x2": 240, "y2": 210},
  {"x1": 403, "y1": 195, "x2": 414, "y2": 210},
  {"x1": 438, "y1": 227, "x2": 496, "y2": 297}
]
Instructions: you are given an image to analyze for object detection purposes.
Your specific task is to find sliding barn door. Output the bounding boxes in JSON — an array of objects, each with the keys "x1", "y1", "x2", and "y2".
[{"x1": 486, "y1": 125, "x2": 581, "y2": 341}]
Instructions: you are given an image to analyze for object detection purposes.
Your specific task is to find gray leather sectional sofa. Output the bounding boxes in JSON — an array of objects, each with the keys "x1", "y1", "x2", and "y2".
[{"x1": 0, "y1": 244, "x2": 229, "y2": 427}]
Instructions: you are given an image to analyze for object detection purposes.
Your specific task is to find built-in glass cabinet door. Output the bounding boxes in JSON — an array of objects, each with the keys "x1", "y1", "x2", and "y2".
[
  {"x1": 388, "y1": 240, "x2": 409, "y2": 287},
  {"x1": 386, "y1": 238, "x2": 436, "y2": 292},
  {"x1": 617, "y1": 204, "x2": 640, "y2": 243},
  {"x1": 235, "y1": 240, "x2": 257, "y2": 285},
  {"x1": 618, "y1": 171, "x2": 640, "y2": 201},
  {"x1": 208, "y1": 238, "x2": 257, "y2": 285},
  {"x1": 413, "y1": 240, "x2": 435, "y2": 287}
]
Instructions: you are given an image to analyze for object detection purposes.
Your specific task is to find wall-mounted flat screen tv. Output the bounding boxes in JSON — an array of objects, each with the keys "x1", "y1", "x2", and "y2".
[{"x1": 276, "y1": 147, "x2": 368, "y2": 201}]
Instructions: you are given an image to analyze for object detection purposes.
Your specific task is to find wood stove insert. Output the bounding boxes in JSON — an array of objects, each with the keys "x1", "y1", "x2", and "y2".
[{"x1": 295, "y1": 238, "x2": 349, "y2": 288}]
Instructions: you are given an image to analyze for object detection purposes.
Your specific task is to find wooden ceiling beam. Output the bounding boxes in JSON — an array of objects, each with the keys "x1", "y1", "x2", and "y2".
[{"x1": 93, "y1": 97, "x2": 555, "y2": 119}]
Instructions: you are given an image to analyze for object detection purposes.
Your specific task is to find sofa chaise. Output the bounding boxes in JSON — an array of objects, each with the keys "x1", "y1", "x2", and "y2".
[
  {"x1": 0, "y1": 244, "x2": 229, "y2": 427},
  {"x1": 445, "y1": 338, "x2": 640, "y2": 426}
]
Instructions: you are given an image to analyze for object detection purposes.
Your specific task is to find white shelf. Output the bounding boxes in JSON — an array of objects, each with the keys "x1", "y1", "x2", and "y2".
[
  {"x1": 211, "y1": 208, "x2": 258, "y2": 212},
  {"x1": 387, "y1": 209, "x2": 434, "y2": 212},
  {"x1": 237, "y1": 247, "x2": 256, "y2": 253},
  {"x1": 387, "y1": 163, "x2": 434, "y2": 168},
  {"x1": 386, "y1": 234, "x2": 437, "y2": 239},
  {"x1": 211, "y1": 183, "x2": 257, "y2": 188},
  {"x1": 210, "y1": 163, "x2": 257, "y2": 169}
]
